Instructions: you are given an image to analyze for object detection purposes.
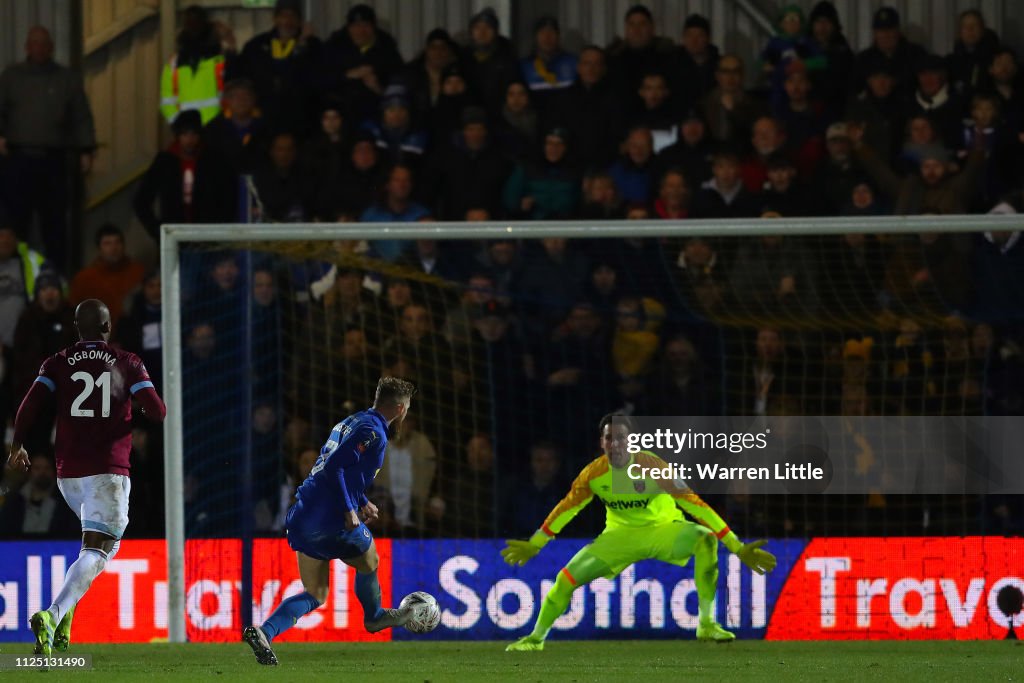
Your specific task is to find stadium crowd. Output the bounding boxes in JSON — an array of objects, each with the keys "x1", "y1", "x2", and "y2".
[{"x1": 2, "y1": 2, "x2": 1024, "y2": 542}]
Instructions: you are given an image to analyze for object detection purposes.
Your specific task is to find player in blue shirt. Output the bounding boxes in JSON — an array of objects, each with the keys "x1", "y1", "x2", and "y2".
[{"x1": 244, "y1": 377, "x2": 417, "y2": 665}]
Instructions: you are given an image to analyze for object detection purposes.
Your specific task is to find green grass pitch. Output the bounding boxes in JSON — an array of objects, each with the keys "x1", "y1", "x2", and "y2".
[{"x1": 6, "y1": 641, "x2": 1019, "y2": 682}]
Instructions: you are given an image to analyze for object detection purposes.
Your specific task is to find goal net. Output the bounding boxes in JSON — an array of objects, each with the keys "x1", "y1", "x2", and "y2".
[{"x1": 162, "y1": 216, "x2": 1024, "y2": 641}]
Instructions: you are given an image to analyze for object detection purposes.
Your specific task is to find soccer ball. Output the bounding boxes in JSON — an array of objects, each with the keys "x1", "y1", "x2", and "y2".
[{"x1": 400, "y1": 591, "x2": 441, "y2": 633}]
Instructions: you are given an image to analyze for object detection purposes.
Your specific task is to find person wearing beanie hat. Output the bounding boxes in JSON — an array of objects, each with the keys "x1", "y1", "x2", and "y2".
[
  {"x1": 502, "y1": 125, "x2": 580, "y2": 220},
  {"x1": 431, "y1": 105, "x2": 512, "y2": 220},
  {"x1": 851, "y1": 112, "x2": 988, "y2": 215},
  {"x1": 907, "y1": 54, "x2": 967, "y2": 150},
  {"x1": 462, "y1": 6, "x2": 519, "y2": 118},
  {"x1": 321, "y1": 2, "x2": 403, "y2": 124},
  {"x1": 607, "y1": 5, "x2": 677, "y2": 104},
  {"x1": 759, "y1": 5, "x2": 825, "y2": 112},
  {"x1": 234, "y1": 0, "x2": 320, "y2": 136},
  {"x1": 520, "y1": 15, "x2": 577, "y2": 104},
  {"x1": 361, "y1": 84, "x2": 428, "y2": 168},
  {"x1": 851, "y1": 5, "x2": 927, "y2": 98},
  {"x1": 400, "y1": 28, "x2": 460, "y2": 124},
  {"x1": 135, "y1": 97, "x2": 236, "y2": 241},
  {"x1": 676, "y1": 13, "x2": 720, "y2": 103},
  {"x1": 806, "y1": 1, "x2": 853, "y2": 116}
]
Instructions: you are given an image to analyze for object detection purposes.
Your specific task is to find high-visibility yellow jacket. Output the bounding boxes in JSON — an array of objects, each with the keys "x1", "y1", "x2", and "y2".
[{"x1": 160, "y1": 53, "x2": 225, "y2": 124}]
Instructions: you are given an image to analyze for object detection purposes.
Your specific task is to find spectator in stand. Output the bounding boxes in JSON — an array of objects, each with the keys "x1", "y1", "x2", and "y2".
[
  {"x1": 986, "y1": 47, "x2": 1024, "y2": 131},
  {"x1": 520, "y1": 16, "x2": 576, "y2": 110},
  {"x1": 326, "y1": 130, "x2": 382, "y2": 218},
  {"x1": 474, "y1": 239, "x2": 521, "y2": 304},
  {"x1": 896, "y1": 114, "x2": 943, "y2": 174},
  {"x1": 321, "y1": 4, "x2": 403, "y2": 124},
  {"x1": 515, "y1": 238, "x2": 589, "y2": 332},
  {"x1": 853, "y1": 123, "x2": 986, "y2": 215},
  {"x1": 428, "y1": 62, "x2": 476, "y2": 153},
  {"x1": 701, "y1": 55, "x2": 766, "y2": 149},
  {"x1": 812, "y1": 123, "x2": 865, "y2": 215},
  {"x1": 608, "y1": 126, "x2": 656, "y2": 205},
  {"x1": 629, "y1": 72, "x2": 678, "y2": 152},
  {"x1": 361, "y1": 163, "x2": 430, "y2": 261},
  {"x1": 493, "y1": 81, "x2": 539, "y2": 163},
  {"x1": 0, "y1": 453, "x2": 79, "y2": 539},
  {"x1": 969, "y1": 207, "x2": 1024, "y2": 325},
  {"x1": 462, "y1": 7, "x2": 519, "y2": 118},
  {"x1": 759, "y1": 5, "x2": 825, "y2": 111},
  {"x1": 233, "y1": 0, "x2": 320, "y2": 135},
  {"x1": 546, "y1": 45, "x2": 625, "y2": 171},
  {"x1": 303, "y1": 98, "x2": 348, "y2": 219},
  {"x1": 431, "y1": 106, "x2": 511, "y2": 220},
  {"x1": 134, "y1": 110, "x2": 236, "y2": 242},
  {"x1": 69, "y1": 224, "x2": 146, "y2": 326},
  {"x1": 400, "y1": 28, "x2": 461, "y2": 128},
  {"x1": 741, "y1": 116, "x2": 787, "y2": 192},
  {"x1": 806, "y1": 1, "x2": 852, "y2": 118},
  {"x1": 669, "y1": 236, "x2": 728, "y2": 315},
  {"x1": 443, "y1": 273, "x2": 497, "y2": 351},
  {"x1": 0, "y1": 223, "x2": 51, "y2": 433},
  {"x1": 817, "y1": 233, "x2": 884, "y2": 316},
  {"x1": 840, "y1": 181, "x2": 888, "y2": 216},
  {"x1": 501, "y1": 441, "x2": 568, "y2": 537},
  {"x1": 611, "y1": 294, "x2": 660, "y2": 383},
  {"x1": 606, "y1": 5, "x2": 676, "y2": 102},
  {"x1": 115, "y1": 270, "x2": 163, "y2": 391},
  {"x1": 540, "y1": 302, "x2": 616, "y2": 462},
  {"x1": 377, "y1": 414, "x2": 437, "y2": 533},
  {"x1": 845, "y1": 61, "x2": 904, "y2": 163},
  {"x1": 948, "y1": 9, "x2": 1000, "y2": 99},
  {"x1": 674, "y1": 14, "x2": 719, "y2": 108},
  {"x1": 692, "y1": 148, "x2": 761, "y2": 218},
  {"x1": 759, "y1": 153, "x2": 819, "y2": 216},
  {"x1": 11, "y1": 272, "x2": 74, "y2": 453},
  {"x1": 160, "y1": 6, "x2": 234, "y2": 125},
  {"x1": 652, "y1": 168, "x2": 690, "y2": 219},
  {"x1": 906, "y1": 54, "x2": 967, "y2": 150},
  {"x1": 502, "y1": 127, "x2": 580, "y2": 220},
  {"x1": 652, "y1": 110, "x2": 713, "y2": 193},
  {"x1": 577, "y1": 170, "x2": 623, "y2": 219},
  {"x1": 396, "y1": 239, "x2": 465, "y2": 282},
  {"x1": 773, "y1": 62, "x2": 827, "y2": 174},
  {"x1": 427, "y1": 433, "x2": 496, "y2": 537},
  {"x1": 253, "y1": 131, "x2": 309, "y2": 222},
  {"x1": 583, "y1": 258, "x2": 624, "y2": 314},
  {"x1": 362, "y1": 84, "x2": 428, "y2": 169},
  {"x1": 727, "y1": 326, "x2": 804, "y2": 416},
  {"x1": 850, "y1": 6, "x2": 927, "y2": 98},
  {"x1": 0, "y1": 25, "x2": 96, "y2": 274},
  {"x1": 187, "y1": 252, "x2": 245, "y2": 359},
  {"x1": 729, "y1": 234, "x2": 819, "y2": 316},
  {"x1": 960, "y1": 93, "x2": 1021, "y2": 209},
  {"x1": 202, "y1": 78, "x2": 268, "y2": 175},
  {"x1": 643, "y1": 334, "x2": 719, "y2": 415}
]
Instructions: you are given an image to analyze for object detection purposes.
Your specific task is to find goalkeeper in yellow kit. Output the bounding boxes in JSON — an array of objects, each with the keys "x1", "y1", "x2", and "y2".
[{"x1": 502, "y1": 414, "x2": 777, "y2": 650}]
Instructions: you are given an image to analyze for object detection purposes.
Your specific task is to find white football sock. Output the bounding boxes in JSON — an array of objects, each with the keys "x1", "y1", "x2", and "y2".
[{"x1": 48, "y1": 547, "x2": 108, "y2": 623}]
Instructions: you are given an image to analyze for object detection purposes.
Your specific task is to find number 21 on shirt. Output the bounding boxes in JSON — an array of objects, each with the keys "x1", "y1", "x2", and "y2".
[{"x1": 71, "y1": 371, "x2": 111, "y2": 418}]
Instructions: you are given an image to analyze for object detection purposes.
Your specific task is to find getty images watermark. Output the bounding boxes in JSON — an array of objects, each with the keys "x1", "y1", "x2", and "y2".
[{"x1": 612, "y1": 416, "x2": 1024, "y2": 495}]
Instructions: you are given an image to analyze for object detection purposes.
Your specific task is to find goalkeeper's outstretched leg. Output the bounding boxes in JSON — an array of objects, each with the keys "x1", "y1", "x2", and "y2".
[{"x1": 507, "y1": 550, "x2": 612, "y2": 651}]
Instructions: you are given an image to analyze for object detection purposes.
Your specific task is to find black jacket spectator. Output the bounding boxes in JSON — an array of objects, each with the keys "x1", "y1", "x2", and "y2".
[
  {"x1": 806, "y1": 1, "x2": 854, "y2": 118},
  {"x1": 850, "y1": 12, "x2": 927, "y2": 98},
  {"x1": 135, "y1": 121, "x2": 236, "y2": 240},
  {"x1": 321, "y1": 5, "x2": 404, "y2": 123},
  {"x1": 546, "y1": 47, "x2": 625, "y2": 170},
  {"x1": 429, "y1": 108, "x2": 512, "y2": 220},
  {"x1": 202, "y1": 81, "x2": 271, "y2": 175},
  {"x1": 233, "y1": 7, "x2": 321, "y2": 135},
  {"x1": 461, "y1": 9, "x2": 519, "y2": 118},
  {"x1": 947, "y1": 12, "x2": 1000, "y2": 98},
  {"x1": 397, "y1": 28, "x2": 461, "y2": 126},
  {"x1": 253, "y1": 133, "x2": 310, "y2": 222},
  {"x1": 116, "y1": 272, "x2": 163, "y2": 392}
]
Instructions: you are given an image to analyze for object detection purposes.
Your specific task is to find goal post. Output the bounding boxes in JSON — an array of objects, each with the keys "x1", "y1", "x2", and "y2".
[{"x1": 160, "y1": 214, "x2": 1024, "y2": 643}]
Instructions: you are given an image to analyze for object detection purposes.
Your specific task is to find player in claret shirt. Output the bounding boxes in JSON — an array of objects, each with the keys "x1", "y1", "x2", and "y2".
[
  {"x1": 6, "y1": 299, "x2": 166, "y2": 655},
  {"x1": 502, "y1": 413, "x2": 776, "y2": 650}
]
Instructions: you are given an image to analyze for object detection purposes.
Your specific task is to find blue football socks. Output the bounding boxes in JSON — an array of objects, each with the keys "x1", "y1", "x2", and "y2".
[{"x1": 261, "y1": 591, "x2": 321, "y2": 641}]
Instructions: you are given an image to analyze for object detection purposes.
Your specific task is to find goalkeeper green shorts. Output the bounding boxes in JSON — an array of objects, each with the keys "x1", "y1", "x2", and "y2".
[{"x1": 582, "y1": 520, "x2": 702, "y2": 578}]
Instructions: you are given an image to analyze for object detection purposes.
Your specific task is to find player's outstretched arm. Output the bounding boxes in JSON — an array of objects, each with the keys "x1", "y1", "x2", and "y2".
[
  {"x1": 636, "y1": 451, "x2": 778, "y2": 574},
  {"x1": 501, "y1": 458, "x2": 602, "y2": 566}
]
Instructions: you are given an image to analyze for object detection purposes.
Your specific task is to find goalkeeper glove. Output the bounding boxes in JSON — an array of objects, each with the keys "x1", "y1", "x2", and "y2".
[
  {"x1": 736, "y1": 539, "x2": 777, "y2": 575},
  {"x1": 501, "y1": 529, "x2": 552, "y2": 566}
]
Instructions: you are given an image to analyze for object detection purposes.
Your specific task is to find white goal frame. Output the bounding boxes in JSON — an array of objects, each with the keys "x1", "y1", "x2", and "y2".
[{"x1": 160, "y1": 214, "x2": 1022, "y2": 642}]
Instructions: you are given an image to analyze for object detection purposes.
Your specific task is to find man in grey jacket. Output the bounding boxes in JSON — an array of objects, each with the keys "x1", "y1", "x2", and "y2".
[{"x1": 0, "y1": 26, "x2": 96, "y2": 273}]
